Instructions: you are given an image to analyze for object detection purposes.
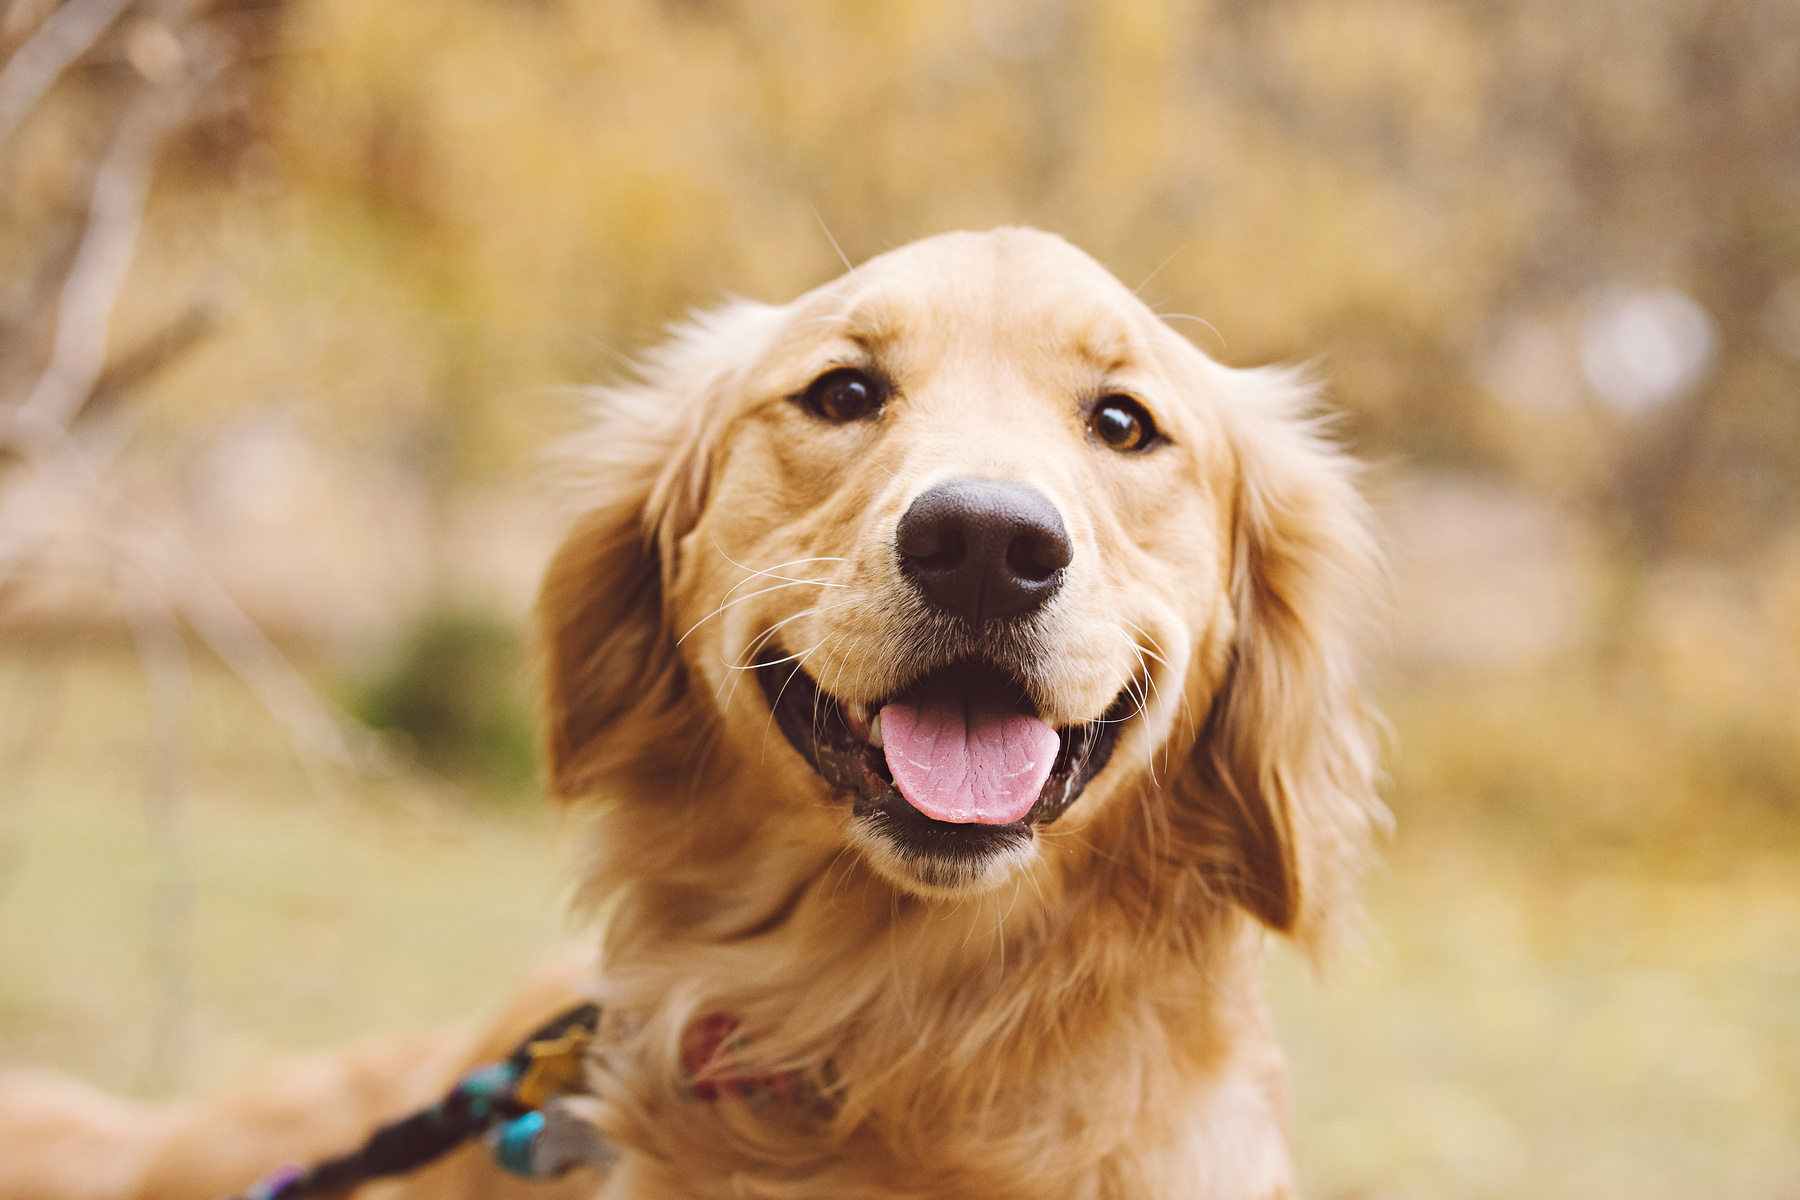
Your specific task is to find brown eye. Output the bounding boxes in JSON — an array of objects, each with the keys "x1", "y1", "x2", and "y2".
[
  {"x1": 800, "y1": 368, "x2": 885, "y2": 423},
  {"x1": 1089, "y1": 396, "x2": 1158, "y2": 452}
]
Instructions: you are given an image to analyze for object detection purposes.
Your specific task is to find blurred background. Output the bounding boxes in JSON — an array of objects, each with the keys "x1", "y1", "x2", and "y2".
[{"x1": 2, "y1": 0, "x2": 1797, "y2": 1196}]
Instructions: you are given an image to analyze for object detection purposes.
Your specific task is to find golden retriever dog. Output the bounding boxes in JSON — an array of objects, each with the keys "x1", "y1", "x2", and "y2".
[{"x1": 0, "y1": 226, "x2": 1382, "y2": 1200}]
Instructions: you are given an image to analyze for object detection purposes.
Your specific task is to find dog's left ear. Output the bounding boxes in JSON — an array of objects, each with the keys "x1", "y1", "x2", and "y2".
[{"x1": 1179, "y1": 365, "x2": 1386, "y2": 947}]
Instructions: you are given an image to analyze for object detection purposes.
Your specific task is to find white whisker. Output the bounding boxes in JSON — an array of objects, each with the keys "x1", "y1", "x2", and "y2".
[
  {"x1": 716, "y1": 608, "x2": 817, "y2": 696},
  {"x1": 709, "y1": 538, "x2": 848, "y2": 598},
  {"x1": 718, "y1": 597, "x2": 858, "y2": 712},
  {"x1": 853, "y1": 456, "x2": 898, "y2": 480},
  {"x1": 1134, "y1": 242, "x2": 1190, "y2": 297},
  {"x1": 677, "y1": 578, "x2": 844, "y2": 646},
  {"x1": 760, "y1": 633, "x2": 839, "y2": 764},
  {"x1": 1116, "y1": 616, "x2": 1174, "y2": 665},
  {"x1": 1119, "y1": 636, "x2": 1172, "y2": 670},
  {"x1": 752, "y1": 642, "x2": 823, "y2": 703},
  {"x1": 1157, "y1": 311, "x2": 1227, "y2": 353},
  {"x1": 1116, "y1": 615, "x2": 1196, "y2": 769},
  {"x1": 719, "y1": 605, "x2": 831, "y2": 673},
  {"x1": 1022, "y1": 860, "x2": 1048, "y2": 915},
  {"x1": 810, "y1": 203, "x2": 856, "y2": 277},
  {"x1": 1124, "y1": 639, "x2": 1160, "y2": 786}
]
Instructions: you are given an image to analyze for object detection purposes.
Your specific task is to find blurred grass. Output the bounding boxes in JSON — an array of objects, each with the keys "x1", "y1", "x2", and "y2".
[
  {"x1": 0, "y1": 643, "x2": 572, "y2": 1095},
  {"x1": 3, "y1": 643, "x2": 1798, "y2": 1199},
  {"x1": 1275, "y1": 842, "x2": 1800, "y2": 1200}
]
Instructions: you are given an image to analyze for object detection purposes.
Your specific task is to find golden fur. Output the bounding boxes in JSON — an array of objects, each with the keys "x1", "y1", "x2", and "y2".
[{"x1": 0, "y1": 228, "x2": 1383, "y2": 1200}]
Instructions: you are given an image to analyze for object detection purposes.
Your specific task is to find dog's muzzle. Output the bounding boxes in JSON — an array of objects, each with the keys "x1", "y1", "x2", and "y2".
[{"x1": 754, "y1": 646, "x2": 1131, "y2": 872}]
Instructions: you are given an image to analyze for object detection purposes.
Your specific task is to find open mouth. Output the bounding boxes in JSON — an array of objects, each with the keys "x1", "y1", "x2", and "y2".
[{"x1": 755, "y1": 645, "x2": 1131, "y2": 868}]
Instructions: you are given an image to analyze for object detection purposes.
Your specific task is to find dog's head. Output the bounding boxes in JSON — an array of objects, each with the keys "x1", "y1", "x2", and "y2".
[{"x1": 539, "y1": 228, "x2": 1381, "y2": 944}]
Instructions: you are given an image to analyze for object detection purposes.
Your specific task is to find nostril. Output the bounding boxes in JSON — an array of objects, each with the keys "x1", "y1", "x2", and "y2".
[
  {"x1": 1005, "y1": 535, "x2": 1062, "y2": 583},
  {"x1": 909, "y1": 528, "x2": 967, "y2": 571},
  {"x1": 898, "y1": 509, "x2": 965, "y2": 567}
]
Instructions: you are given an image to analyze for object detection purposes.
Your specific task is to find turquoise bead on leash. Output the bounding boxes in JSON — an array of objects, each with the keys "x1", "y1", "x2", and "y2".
[
  {"x1": 489, "y1": 1110, "x2": 547, "y2": 1176},
  {"x1": 487, "y1": 1099, "x2": 620, "y2": 1180}
]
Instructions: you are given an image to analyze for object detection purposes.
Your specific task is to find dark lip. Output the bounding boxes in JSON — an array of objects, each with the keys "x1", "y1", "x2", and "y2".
[{"x1": 753, "y1": 645, "x2": 1131, "y2": 863}]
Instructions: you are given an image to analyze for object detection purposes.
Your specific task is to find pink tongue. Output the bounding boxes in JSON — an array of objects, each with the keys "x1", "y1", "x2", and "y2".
[{"x1": 879, "y1": 678, "x2": 1059, "y2": 825}]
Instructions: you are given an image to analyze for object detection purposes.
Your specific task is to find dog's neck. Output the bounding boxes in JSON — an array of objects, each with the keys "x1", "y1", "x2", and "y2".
[
  {"x1": 582, "y1": 763, "x2": 1258, "y2": 1096},
  {"x1": 575, "y1": 755, "x2": 1282, "y2": 1197}
]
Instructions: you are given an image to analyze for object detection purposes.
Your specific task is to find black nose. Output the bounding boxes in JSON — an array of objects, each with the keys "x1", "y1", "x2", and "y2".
[{"x1": 895, "y1": 478, "x2": 1073, "y2": 623}]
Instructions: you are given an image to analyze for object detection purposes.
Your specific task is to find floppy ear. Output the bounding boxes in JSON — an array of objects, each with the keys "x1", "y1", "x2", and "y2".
[
  {"x1": 1179, "y1": 365, "x2": 1387, "y2": 946},
  {"x1": 536, "y1": 301, "x2": 787, "y2": 801}
]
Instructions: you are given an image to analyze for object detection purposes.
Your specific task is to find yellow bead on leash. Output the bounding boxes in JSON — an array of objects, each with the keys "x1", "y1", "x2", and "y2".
[{"x1": 514, "y1": 1025, "x2": 594, "y2": 1108}]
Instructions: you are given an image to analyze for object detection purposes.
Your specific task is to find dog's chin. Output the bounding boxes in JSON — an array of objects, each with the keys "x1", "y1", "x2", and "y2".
[
  {"x1": 754, "y1": 645, "x2": 1131, "y2": 900},
  {"x1": 846, "y1": 809, "x2": 1039, "y2": 897}
]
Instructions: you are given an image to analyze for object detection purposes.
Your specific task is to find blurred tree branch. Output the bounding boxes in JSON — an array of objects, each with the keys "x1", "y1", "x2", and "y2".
[
  {"x1": 4, "y1": 77, "x2": 185, "y2": 458},
  {"x1": 119, "y1": 551, "x2": 194, "y2": 1090},
  {"x1": 1, "y1": 0, "x2": 379, "y2": 768},
  {"x1": 0, "y1": 0, "x2": 134, "y2": 146},
  {"x1": 0, "y1": 0, "x2": 385, "y2": 1085}
]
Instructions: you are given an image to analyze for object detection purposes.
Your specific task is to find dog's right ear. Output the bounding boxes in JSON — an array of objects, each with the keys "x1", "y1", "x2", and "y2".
[{"x1": 535, "y1": 301, "x2": 787, "y2": 801}]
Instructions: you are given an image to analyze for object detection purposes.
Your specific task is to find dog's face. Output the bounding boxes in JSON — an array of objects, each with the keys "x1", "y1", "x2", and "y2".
[
  {"x1": 542, "y1": 229, "x2": 1379, "y2": 937},
  {"x1": 672, "y1": 234, "x2": 1239, "y2": 896}
]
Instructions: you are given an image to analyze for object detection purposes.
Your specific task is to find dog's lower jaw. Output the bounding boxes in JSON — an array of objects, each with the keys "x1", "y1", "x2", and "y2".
[{"x1": 844, "y1": 810, "x2": 1039, "y2": 897}]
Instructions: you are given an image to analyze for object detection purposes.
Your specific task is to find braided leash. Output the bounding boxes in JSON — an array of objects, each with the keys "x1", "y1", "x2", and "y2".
[{"x1": 230, "y1": 1003, "x2": 616, "y2": 1200}]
